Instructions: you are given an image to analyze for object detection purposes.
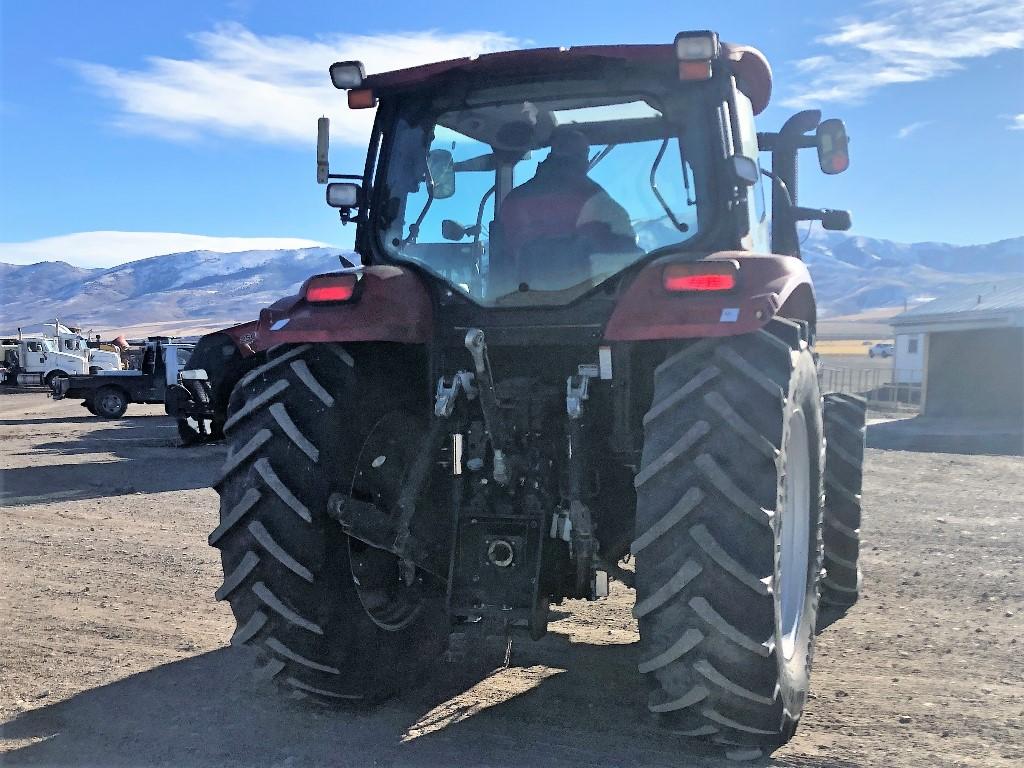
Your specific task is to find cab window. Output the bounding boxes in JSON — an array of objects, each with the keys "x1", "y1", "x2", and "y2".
[{"x1": 733, "y1": 91, "x2": 769, "y2": 252}]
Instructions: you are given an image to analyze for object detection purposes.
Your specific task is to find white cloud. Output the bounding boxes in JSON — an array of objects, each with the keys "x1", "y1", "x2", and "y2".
[
  {"x1": 1010, "y1": 114, "x2": 1024, "y2": 131},
  {"x1": 784, "y1": 1, "x2": 1024, "y2": 107},
  {"x1": 73, "y1": 24, "x2": 521, "y2": 146},
  {"x1": 0, "y1": 231, "x2": 332, "y2": 269},
  {"x1": 895, "y1": 120, "x2": 931, "y2": 139}
]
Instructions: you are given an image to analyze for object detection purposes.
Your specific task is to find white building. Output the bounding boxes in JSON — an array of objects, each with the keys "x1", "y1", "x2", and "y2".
[
  {"x1": 890, "y1": 278, "x2": 1024, "y2": 422},
  {"x1": 893, "y1": 332, "x2": 924, "y2": 384}
]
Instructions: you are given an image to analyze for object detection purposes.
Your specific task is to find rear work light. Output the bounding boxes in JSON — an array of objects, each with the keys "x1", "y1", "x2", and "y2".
[
  {"x1": 329, "y1": 61, "x2": 365, "y2": 90},
  {"x1": 674, "y1": 31, "x2": 720, "y2": 81},
  {"x1": 305, "y1": 273, "x2": 358, "y2": 303},
  {"x1": 663, "y1": 262, "x2": 737, "y2": 292}
]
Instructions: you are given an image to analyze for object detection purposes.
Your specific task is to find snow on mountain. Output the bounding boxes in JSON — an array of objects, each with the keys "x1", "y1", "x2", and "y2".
[
  {"x1": 1, "y1": 234, "x2": 1021, "y2": 335},
  {"x1": 0, "y1": 247, "x2": 350, "y2": 334},
  {"x1": 800, "y1": 231, "x2": 1024, "y2": 316}
]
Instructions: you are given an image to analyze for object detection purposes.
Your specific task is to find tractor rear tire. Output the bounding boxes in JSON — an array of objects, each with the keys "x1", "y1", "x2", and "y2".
[
  {"x1": 820, "y1": 394, "x2": 865, "y2": 607},
  {"x1": 632, "y1": 324, "x2": 824, "y2": 749},
  {"x1": 211, "y1": 343, "x2": 448, "y2": 704}
]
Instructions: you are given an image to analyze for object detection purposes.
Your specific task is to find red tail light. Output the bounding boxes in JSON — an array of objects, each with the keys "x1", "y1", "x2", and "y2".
[
  {"x1": 663, "y1": 263, "x2": 738, "y2": 292},
  {"x1": 305, "y1": 273, "x2": 358, "y2": 303}
]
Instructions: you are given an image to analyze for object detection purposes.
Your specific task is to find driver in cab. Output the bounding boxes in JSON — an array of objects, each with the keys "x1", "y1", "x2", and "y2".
[{"x1": 495, "y1": 126, "x2": 639, "y2": 294}]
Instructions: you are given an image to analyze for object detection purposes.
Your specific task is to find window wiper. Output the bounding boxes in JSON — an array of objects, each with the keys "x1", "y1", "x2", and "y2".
[
  {"x1": 649, "y1": 139, "x2": 689, "y2": 233},
  {"x1": 588, "y1": 144, "x2": 616, "y2": 171},
  {"x1": 404, "y1": 181, "x2": 435, "y2": 245}
]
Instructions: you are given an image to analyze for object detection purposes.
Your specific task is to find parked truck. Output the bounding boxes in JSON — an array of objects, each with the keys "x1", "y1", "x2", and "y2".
[
  {"x1": 205, "y1": 33, "x2": 867, "y2": 752},
  {"x1": 51, "y1": 338, "x2": 193, "y2": 417},
  {"x1": 1, "y1": 325, "x2": 121, "y2": 387}
]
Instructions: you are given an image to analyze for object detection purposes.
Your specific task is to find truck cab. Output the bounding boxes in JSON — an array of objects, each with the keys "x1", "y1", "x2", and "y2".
[{"x1": 0, "y1": 322, "x2": 122, "y2": 387}]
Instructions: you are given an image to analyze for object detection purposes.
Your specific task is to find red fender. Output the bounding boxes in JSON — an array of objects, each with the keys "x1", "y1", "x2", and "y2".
[
  {"x1": 603, "y1": 252, "x2": 815, "y2": 341},
  {"x1": 256, "y1": 265, "x2": 433, "y2": 345},
  {"x1": 217, "y1": 320, "x2": 259, "y2": 357}
]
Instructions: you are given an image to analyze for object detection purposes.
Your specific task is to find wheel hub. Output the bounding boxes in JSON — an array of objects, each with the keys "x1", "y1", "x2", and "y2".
[{"x1": 348, "y1": 412, "x2": 429, "y2": 631}]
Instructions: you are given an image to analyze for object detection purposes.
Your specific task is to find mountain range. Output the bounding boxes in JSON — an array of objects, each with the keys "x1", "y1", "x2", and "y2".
[{"x1": 1, "y1": 233, "x2": 1021, "y2": 337}]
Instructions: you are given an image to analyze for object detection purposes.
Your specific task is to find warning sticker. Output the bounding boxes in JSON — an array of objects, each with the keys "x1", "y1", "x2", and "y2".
[{"x1": 720, "y1": 308, "x2": 740, "y2": 323}]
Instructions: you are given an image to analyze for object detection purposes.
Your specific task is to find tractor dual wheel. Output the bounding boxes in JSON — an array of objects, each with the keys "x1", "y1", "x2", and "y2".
[
  {"x1": 93, "y1": 386, "x2": 129, "y2": 419},
  {"x1": 176, "y1": 377, "x2": 223, "y2": 445},
  {"x1": 820, "y1": 393, "x2": 865, "y2": 607},
  {"x1": 211, "y1": 343, "x2": 447, "y2": 703},
  {"x1": 177, "y1": 417, "x2": 223, "y2": 445},
  {"x1": 632, "y1": 321, "x2": 824, "y2": 749}
]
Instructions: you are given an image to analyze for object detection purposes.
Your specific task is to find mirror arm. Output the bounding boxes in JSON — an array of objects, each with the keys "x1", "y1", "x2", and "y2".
[
  {"x1": 761, "y1": 168, "x2": 800, "y2": 258},
  {"x1": 792, "y1": 205, "x2": 826, "y2": 221},
  {"x1": 404, "y1": 183, "x2": 435, "y2": 245}
]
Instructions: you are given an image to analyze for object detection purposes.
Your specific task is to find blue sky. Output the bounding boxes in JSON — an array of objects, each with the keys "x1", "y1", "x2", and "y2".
[{"x1": 1, "y1": 0, "x2": 1022, "y2": 266}]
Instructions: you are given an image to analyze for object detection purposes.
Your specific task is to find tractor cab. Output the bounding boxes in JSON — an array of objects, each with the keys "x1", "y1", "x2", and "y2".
[{"x1": 319, "y1": 33, "x2": 849, "y2": 313}]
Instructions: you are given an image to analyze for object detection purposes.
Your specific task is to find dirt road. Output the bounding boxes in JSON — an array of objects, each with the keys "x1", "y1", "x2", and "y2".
[{"x1": 1, "y1": 393, "x2": 1022, "y2": 767}]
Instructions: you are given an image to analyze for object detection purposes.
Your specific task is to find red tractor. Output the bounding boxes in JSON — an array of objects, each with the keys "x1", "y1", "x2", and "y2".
[{"x1": 210, "y1": 32, "x2": 866, "y2": 750}]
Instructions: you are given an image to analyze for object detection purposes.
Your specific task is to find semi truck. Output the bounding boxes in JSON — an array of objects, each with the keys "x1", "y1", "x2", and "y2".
[{"x1": 0, "y1": 324, "x2": 121, "y2": 387}]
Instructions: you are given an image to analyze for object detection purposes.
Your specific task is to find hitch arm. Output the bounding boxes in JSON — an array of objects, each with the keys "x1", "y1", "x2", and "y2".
[
  {"x1": 327, "y1": 492, "x2": 447, "y2": 580},
  {"x1": 464, "y1": 328, "x2": 511, "y2": 485}
]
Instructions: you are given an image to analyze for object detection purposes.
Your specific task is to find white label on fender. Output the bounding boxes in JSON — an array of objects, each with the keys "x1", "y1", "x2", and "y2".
[
  {"x1": 598, "y1": 346, "x2": 613, "y2": 380},
  {"x1": 720, "y1": 308, "x2": 740, "y2": 323},
  {"x1": 270, "y1": 318, "x2": 290, "y2": 331}
]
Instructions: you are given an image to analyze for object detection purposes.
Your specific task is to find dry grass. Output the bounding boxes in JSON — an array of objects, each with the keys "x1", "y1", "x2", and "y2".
[{"x1": 816, "y1": 338, "x2": 890, "y2": 356}]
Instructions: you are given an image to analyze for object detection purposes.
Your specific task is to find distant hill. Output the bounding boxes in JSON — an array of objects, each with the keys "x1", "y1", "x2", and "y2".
[
  {"x1": 0, "y1": 247, "x2": 348, "y2": 336},
  {"x1": 1, "y1": 234, "x2": 1021, "y2": 336},
  {"x1": 801, "y1": 231, "x2": 1023, "y2": 317}
]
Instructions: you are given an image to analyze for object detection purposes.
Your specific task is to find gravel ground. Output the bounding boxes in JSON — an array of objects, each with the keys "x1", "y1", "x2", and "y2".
[{"x1": 1, "y1": 393, "x2": 1022, "y2": 767}]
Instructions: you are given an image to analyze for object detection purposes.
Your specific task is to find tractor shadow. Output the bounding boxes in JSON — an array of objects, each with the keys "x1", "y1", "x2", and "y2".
[
  {"x1": 0, "y1": 637, "x2": 813, "y2": 768},
  {"x1": 0, "y1": 417, "x2": 223, "y2": 506}
]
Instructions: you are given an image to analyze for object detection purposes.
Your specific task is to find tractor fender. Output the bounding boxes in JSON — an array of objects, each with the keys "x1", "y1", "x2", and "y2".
[
  {"x1": 219, "y1": 320, "x2": 260, "y2": 357},
  {"x1": 256, "y1": 265, "x2": 433, "y2": 345},
  {"x1": 603, "y1": 252, "x2": 815, "y2": 341}
]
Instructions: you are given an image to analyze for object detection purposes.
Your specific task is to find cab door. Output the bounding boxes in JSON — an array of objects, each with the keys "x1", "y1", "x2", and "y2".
[{"x1": 22, "y1": 341, "x2": 46, "y2": 372}]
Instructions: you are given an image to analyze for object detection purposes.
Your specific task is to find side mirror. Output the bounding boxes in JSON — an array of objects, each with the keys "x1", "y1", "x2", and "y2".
[
  {"x1": 729, "y1": 155, "x2": 759, "y2": 186},
  {"x1": 821, "y1": 209, "x2": 852, "y2": 231},
  {"x1": 793, "y1": 205, "x2": 852, "y2": 231},
  {"x1": 441, "y1": 219, "x2": 481, "y2": 241},
  {"x1": 326, "y1": 182, "x2": 360, "y2": 208},
  {"x1": 817, "y1": 118, "x2": 850, "y2": 175},
  {"x1": 441, "y1": 219, "x2": 467, "y2": 241},
  {"x1": 427, "y1": 149, "x2": 456, "y2": 200}
]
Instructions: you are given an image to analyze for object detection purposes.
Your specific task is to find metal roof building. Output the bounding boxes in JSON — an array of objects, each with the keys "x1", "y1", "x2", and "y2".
[
  {"x1": 891, "y1": 278, "x2": 1024, "y2": 429},
  {"x1": 892, "y1": 277, "x2": 1024, "y2": 333}
]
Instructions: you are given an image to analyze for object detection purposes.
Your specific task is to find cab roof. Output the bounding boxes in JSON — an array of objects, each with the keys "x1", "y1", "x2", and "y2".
[{"x1": 362, "y1": 42, "x2": 772, "y2": 114}]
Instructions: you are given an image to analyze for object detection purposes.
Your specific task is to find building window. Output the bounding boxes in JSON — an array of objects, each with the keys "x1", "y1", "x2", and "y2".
[{"x1": 908, "y1": 338, "x2": 919, "y2": 354}]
